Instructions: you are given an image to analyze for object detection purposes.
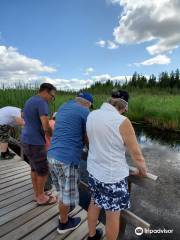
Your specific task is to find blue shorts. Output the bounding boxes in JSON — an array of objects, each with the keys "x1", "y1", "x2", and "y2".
[{"x1": 88, "y1": 174, "x2": 131, "y2": 211}]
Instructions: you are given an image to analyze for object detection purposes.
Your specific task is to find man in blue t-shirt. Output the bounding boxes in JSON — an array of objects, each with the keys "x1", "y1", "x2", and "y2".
[
  {"x1": 47, "y1": 92, "x2": 93, "y2": 234},
  {"x1": 21, "y1": 83, "x2": 57, "y2": 205}
]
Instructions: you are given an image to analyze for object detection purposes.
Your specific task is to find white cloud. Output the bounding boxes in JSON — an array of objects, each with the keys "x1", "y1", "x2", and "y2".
[
  {"x1": 107, "y1": 40, "x2": 119, "y2": 49},
  {"x1": 96, "y1": 39, "x2": 119, "y2": 50},
  {"x1": 30, "y1": 77, "x2": 94, "y2": 91},
  {"x1": 96, "y1": 40, "x2": 106, "y2": 48},
  {"x1": 0, "y1": 45, "x2": 131, "y2": 90},
  {"x1": 92, "y1": 74, "x2": 131, "y2": 84},
  {"x1": 110, "y1": 0, "x2": 180, "y2": 55},
  {"x1": 135, "y1": 54, "x2": 171, "y2": 66},
  {"x1": 0, "y1": 45, "x2": 56, "y2": 84},
  {"x1": 24, "y1": 74, "x2": 131, "y2": 91},
  {"x1": 5, "y1": 73, "x2": 131, "y2": 91},
  {"x1": 84, "y1": 67, "x2": 94, "y2": 75}
]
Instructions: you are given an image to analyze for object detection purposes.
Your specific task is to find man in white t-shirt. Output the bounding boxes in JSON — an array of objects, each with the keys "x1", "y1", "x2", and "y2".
[{"x1": 0, "y1": 106, "x2": 24, "y2": 160}]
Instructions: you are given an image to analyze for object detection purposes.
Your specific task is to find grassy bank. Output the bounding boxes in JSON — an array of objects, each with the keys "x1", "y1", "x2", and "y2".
[
  {"x1": 127, "y1": 94, "x2": 180, "y2": 131},
  {"x1": 86, "y1": 94, "x2": 180, "y2": 131},
  {"x1": 0, "y1": 88, "x2": 179, "y2": 131}
]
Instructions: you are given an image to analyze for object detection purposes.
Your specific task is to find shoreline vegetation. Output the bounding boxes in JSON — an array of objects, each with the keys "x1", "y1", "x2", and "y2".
[{"x1": 0, "y1": 69, "x2": 180, "y2": 131}]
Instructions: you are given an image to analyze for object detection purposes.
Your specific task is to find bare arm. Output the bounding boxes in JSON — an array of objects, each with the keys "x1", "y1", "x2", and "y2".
[
  {"x1": 120, "y1": 118, "x2": 147, "y2": 177},
  {"x1": 40, "y1": 115, "x2": 52, "y2": 137},
  {"x1": 15, "y1": 117, "x2": 25, "y2": 126}
]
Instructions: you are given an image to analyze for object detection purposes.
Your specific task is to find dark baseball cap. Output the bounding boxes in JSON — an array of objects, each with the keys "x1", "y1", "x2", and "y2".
[{"x1": 111, "y1": 90, "x2": 129, "y2": 103}]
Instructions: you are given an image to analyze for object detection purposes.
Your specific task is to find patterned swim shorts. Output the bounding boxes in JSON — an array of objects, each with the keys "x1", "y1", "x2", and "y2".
[
  {"x1": 88, "y1": 174, "x2": 131, "y2": 211},
  {"x1": 0, "y1": 125, "x2": 11, "y2": 143},
  {"x1": 48, "y1": 157, "x2": 79, "y2": 206}
]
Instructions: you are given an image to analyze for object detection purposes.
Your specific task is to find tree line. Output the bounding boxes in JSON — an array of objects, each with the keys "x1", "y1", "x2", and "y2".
[{"x1": 86, "y1": 69, "x2": 180, "y2": 93}]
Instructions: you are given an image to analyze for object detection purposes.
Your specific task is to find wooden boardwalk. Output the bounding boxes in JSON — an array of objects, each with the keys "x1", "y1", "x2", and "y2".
[{"x1": 0, "y1": 155, "x2": 105, "y2": 240}]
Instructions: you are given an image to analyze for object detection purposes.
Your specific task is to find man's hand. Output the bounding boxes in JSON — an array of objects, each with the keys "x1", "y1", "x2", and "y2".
[{"x1": 40, "y1": 115, "x2": 52, "y2": 137}]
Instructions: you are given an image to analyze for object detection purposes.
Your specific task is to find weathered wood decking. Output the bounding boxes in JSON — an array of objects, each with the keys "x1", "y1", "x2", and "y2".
[{"x1": 0, "y1": 155, "x2": 105, "y2": 240}]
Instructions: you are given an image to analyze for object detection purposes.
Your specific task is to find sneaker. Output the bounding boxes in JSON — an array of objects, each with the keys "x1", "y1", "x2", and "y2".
[
  {"x1": 87, "y1": 228, "x2": 103, "y2": 240},
  {"x1": 8, "y1": 152, "x2": 16, "y2": 157},
  {"x1": 57, "y1": 216, "x2": 81, "y2": 234}
]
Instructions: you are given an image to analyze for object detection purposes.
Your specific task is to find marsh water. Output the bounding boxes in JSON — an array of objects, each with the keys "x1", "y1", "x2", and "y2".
[{"x1": 79, "y1": 125, "x2": 180, "y2": 240}]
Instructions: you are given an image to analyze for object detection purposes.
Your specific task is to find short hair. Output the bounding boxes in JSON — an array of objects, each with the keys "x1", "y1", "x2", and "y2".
[
  {"x1": 108, "y1": 98, "x2": 127, "y2": 111},
  {"x1": 39, "y1": 83, "x2": 57, "y2": 93}
]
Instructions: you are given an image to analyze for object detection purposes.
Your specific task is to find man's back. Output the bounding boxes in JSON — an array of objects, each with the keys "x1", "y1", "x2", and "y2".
[
  {"x1": 21, "y1": 95, "x2": 49, "y2": 145},
  {"x1": 0, "y1": 106, "x2": 21, "y2": 126},
  {"x1": 48, "y1": 100, "x2": 89, "y2": 165}
]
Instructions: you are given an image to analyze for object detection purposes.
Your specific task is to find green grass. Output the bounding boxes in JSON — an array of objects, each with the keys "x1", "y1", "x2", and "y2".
[
  {"x1": 127, "y1": 95, "x2": 180, "y2": 130},
  {"x1": 0, "y1": 88, "x2": 180, "y2": 131}
]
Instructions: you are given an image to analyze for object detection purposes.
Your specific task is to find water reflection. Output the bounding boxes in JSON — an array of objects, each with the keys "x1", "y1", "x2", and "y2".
[{"x1": 134, "y1": 124, "x2": 180, "y2": 152}]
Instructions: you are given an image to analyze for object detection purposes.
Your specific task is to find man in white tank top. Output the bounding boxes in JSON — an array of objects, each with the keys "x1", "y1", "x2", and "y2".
[{"x1": 86, "y1": 90, "x2": 147, "y2": 240}]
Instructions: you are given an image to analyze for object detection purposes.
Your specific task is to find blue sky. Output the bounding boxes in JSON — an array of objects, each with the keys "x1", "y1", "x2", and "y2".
[{"x1": 0, "y1": 0, "x2": 180, "y2": 89}]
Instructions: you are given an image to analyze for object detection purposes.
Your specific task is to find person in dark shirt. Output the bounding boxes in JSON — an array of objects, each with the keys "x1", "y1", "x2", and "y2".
[{"x1": 21, "y1": 83, "x2": 57, "y2": 205}]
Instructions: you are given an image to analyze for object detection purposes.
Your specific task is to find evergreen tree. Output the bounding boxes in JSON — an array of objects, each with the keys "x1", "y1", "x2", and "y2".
[
  {"x1": 158, "y1": 72, "x2": 170, "y2": 88},
  {"x1": 175, "y1": 69, "x2": 180, "y2": 88},
  {"x1": 148, "y1": 74, "x2": 156, "y2": 88},
  {"x1": 169, "y1": 71, "x2": 175, "y2": 88}
]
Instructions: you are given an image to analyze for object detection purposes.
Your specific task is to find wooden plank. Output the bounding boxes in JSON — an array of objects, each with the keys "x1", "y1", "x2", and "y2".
[
  {"x1": 128, "y1": 175, "x2": 157, "y2": 189},
  {"x1": 0, "y1": 167, "x2": 30, "y2": 179},
  {"x1": 0, "y1": 204, "x2": 55, "y2": 237},
  {"x1": 129, "y1": 166, "x2": 158, "y2": 181},
  {"x1": 0, "y1": 179, "x2": 31, "y2": 197},
  {"x1": 0, "y1": 156, "x2": 26, "y2": 167},
  {"x1": 0, "y1": 159, "x2": 19, "y2": 166},
  {"x1": 0, "y1": 195, "x2": 34, "y2": 217},
  {"x1": 23, "y1": 206, "x2": 82, "y2": 240},
  {"x1": 0, "y1": 155, "x2": 22, "y2": 166},
  {"x1": 0, "y1": 170, "x2": 30, "y2": 184},
  {"x1": 0, "y1": 164, "x2": 29, "y2": 175},
  {"x1": 0, "y1": 175, "x2": 30, "y2": 190},
  {"x1": 0, "y1": 201, "x2": 37, "y2": 226},
  {"x1": 0, "y1": 161, "x2": 26, "y2": 171},
  {"x1": 1, "y1": 204, "x2": 58, "y2": 240},
  {"x1": 0, "y1": 156, "x2": 21, "y2": 166},
  {"x1": 0, "y1": 188, "x2": 33, "y2": 208},
  {"x1": 121, "y1": 210, "x2": 150, "y2": 229}
]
